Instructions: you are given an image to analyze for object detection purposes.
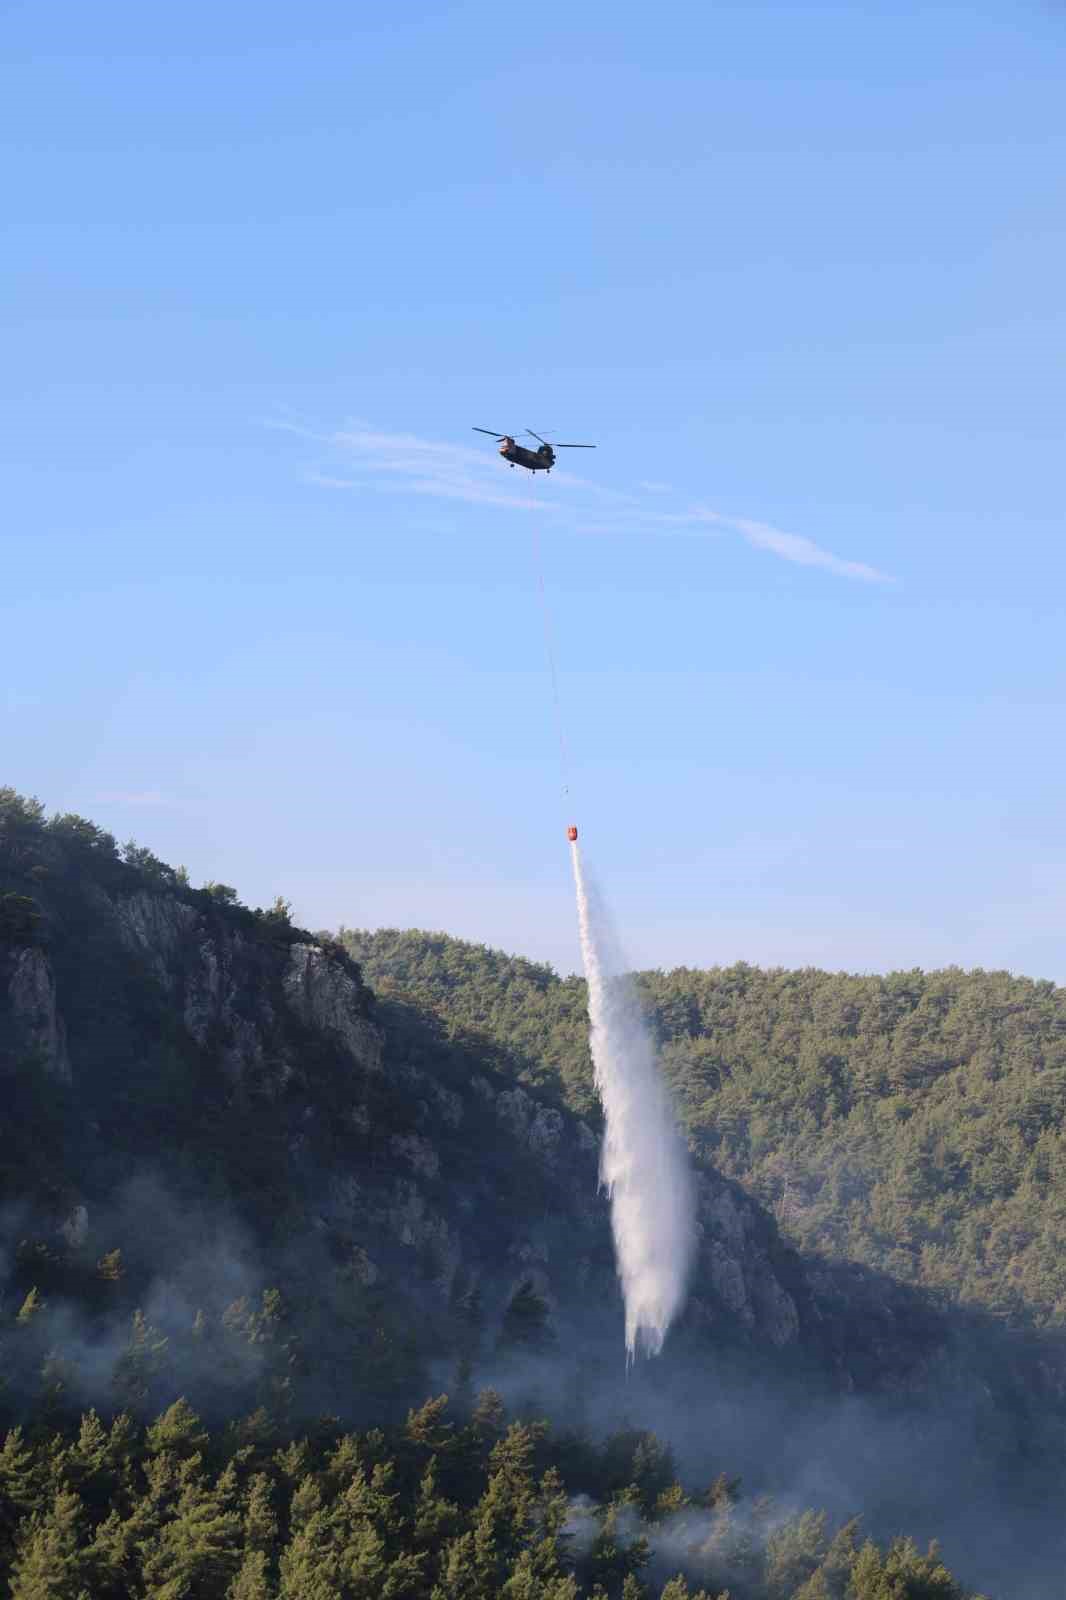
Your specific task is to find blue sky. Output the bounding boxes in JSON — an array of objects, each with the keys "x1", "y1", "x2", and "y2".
[{"x1": 4, "y1": 1, "x2": 1065, "y2": 977}]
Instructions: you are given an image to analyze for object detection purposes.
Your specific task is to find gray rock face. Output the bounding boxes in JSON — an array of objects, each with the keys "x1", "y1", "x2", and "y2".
[
  {"x1": 183, "y1": 935, "x2": 228, "y2": 1045},
  {"x1": 283, "y1": 943, "x2": 383, "y2": 1072},
  {"x1": 1, "y1": 871, "x2": 811, "y2": 1366},
  {"x1": 693, "y1": 1174, "x2": 801, "y2": 1346},
  {"x1": 115, "y1": 891, "x2": 198, "y2": 987},
  {"x1": 495, "y1": 1088, "x2": 566, "y2": 1163},
  {"x1": 7, "y1": 947, "x2": 70, "y2": 1081},
  {"x1": 60, "y1": 1204, "x2": 88, "y2": 1249},
  {"x1": 113, "y1": 896, "x2": 382, "y2": 1090}
]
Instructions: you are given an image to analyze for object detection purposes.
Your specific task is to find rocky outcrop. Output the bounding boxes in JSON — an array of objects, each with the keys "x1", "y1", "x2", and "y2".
[
  {"x1": 694, "y1": 1178, "x2": 801, "y2": 1346},
  {"x1": 117, "y1": 892, "x2": 384, "y2": 1088},
  {"x1": 0, "y1": 805, "x2": 888, "y2": 1383},
  {"x1": 3, "y1": 877, "x2": 382, "y2": 1099},
  {"x1": 283, "y1": 943, "x2": 383, "y2": 1072},
  {"x1": 115, "y1": 890, "x2": 198, "y2": 987},
  {"x1": 5, "y1": 947, "x2": 70, "y2": 1080},
  {"x1": 60, "y1": 1204, "x2": 88, "y2": 1249}
]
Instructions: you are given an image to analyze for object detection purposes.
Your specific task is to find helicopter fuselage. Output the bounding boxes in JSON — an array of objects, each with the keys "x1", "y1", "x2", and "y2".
[{"x1": 498, "y1": 438, "x2": 555, "y2": 473}]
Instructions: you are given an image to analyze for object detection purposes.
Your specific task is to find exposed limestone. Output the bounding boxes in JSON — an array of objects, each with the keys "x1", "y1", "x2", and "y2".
[
  {"x1": 283, "y1": 943, "x2": 383, "y2": 1071},
  {"x1": 385, "y1": 1179, "x2": 459, "y2": 1291},
  {"x1": 60, "y1": 1204, "x2": 88, "y2": 1249},
  {"x1": 694, "y1": 1174, "x2": 800, "y2": 1345},
  {"x1": 222, "y1": 1015, "x2": 270, "y2": 1086},
  {"x1": 7, "y1": 947, "x2": 70, "y2": 1081},
  {"x1": 114, "y1": 891, "x2": 198, "y2": 987},
  {"x1": 706, "y1": 1239, "x2": 754, "y2": 1325},
  {"x1": 183, "y1": 936, "x2": 226, "y2": 1046}
]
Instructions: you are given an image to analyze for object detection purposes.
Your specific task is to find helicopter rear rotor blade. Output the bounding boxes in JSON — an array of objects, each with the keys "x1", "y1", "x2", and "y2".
[
  {"x1": 526, "y1": 430, "x2": 549, "y2": 446},
  {"x1": 551, "y1": 443, "x2": 596, "y2": 449}
]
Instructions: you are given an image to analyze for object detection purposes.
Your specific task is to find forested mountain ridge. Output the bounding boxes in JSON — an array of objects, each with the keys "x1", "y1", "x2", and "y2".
[
  {"x1": 1, "y1": 788, "x2": 1062, "y2": 1595},
  {"x1": 0, "y1": 787, "x2": 820, "y2": 1428},
  {"x1": 344, "y1": 929, "x2": 1066, "y2": 1329}
]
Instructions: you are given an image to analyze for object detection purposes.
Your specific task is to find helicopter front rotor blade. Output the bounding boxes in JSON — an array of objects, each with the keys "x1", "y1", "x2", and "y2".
[{"x1": 473, "y1": 427, "x2": 509, "y2": 438}]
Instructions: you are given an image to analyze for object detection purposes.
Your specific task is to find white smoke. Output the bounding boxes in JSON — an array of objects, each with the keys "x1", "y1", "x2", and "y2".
[{"x1": 571, "y1": 840, "x2": 695, "y2": 1357}]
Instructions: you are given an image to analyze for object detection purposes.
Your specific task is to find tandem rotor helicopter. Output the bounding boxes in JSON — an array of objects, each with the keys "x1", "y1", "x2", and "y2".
[{"x1": 472, "y1": 428, "x2": 596, "y2": 474}]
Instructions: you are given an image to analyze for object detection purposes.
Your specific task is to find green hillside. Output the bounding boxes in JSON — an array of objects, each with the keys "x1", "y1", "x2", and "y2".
[
  {"x1": 344, "y1": 930, "x2": 1066, "y2": 1328},
  {"x1": 3, "y1": 794, "x2": 1062, "y2": 1595}
]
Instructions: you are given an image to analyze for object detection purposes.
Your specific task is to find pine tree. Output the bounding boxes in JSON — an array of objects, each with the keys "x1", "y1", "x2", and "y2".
[
  {"x1": 470, "y1": 1422, "x2": 543, "y2": 1592},
  {"x1": 137, "y1": 1471, "x2": 241, "y2": 1598},
  {"x1": 112, "y1": 1310, "x2": 169, "y2": 1411},
  {"x1": 406, "y1": 1395, "x2": 455, "y2": 1454},
  {"x1": 16, "y1": 1288, "x2": 45, "y2": 1326},
  {"x1": 277, "y1": 1481, "x2": 339, "y2": 1600},
  {"x1": 764, "y1": 1509, "x2": 828, "y2": 1598},
  {"x1": 146, "y1": 1398, "x2": 210, "y2": 1460},
  {"x1": 38, "y1": 1350, "x2": 80, "y2": 1426},
  {"x1": 9, "y1": 1488, "x2": 91, "y2": 1600},
  {"x1": 882, "y1": 1535, "x2": 969, "y2": 1598},
  {"x1": 60, "y1": 1409, "x2": 134, "y2": 1524},
  {"x1": 273, "y1": 1439, "x2": 313, "y2": 1488},
  {"x1": 471, "y1": 1389, "x2": 505, "y2": 1445},
  {"x1": 500, "y1": 1547, "x2": 580, "y2": 1599},
  {"x1": 0, "y1": 1426, "x2": 43, "y2": 1560},
  {"x1": 413, "y1": 1457, "x2": 460, "y2": 1552},
  {"x1": 431, "y1": 1531, "x2": 483, "y2": 1600},
  {"x1": 242, "y1": 1472, "x2": 278, "y2": 1562},
  {"x1": 793, "y1": 1573, "x2": 832, "y2": 1600},
  {"x1": 96, "y1": 1249, "x2": 125, "y2": 1282},
  {"x1": 847, "y1": 1541, "x2": 893, "y2": 1600},
  {"x1": 583, "y1": 1504, "x2": 650, "y2": 1597},
  {"x1": 227, "y1": 1548, "x2": 273, "y2": 1600},
  {"x1": 658, "y1": 1578, "x2": 714, "y2": 1600}
]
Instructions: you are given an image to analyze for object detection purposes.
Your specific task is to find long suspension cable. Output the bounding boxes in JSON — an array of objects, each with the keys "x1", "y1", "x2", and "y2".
[{"x1": 530, "y1": 481, "x2": 571, "y2": 806}]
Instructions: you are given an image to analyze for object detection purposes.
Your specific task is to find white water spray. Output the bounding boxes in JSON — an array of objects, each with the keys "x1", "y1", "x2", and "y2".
[{"x1": 570, "y1": 839, "x2": 695, "y2": 1358}]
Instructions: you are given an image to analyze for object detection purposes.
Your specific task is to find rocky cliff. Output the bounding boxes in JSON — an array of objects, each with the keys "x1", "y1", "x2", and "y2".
[
  {"x1": 2, "y1": 887, "x2": 806, "y2": 1346},
  {"x1": 0, "y1": 790, "x2": 1006, "y2": 1432}
]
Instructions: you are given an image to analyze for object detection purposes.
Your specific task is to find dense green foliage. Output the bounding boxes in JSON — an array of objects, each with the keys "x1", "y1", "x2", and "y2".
[
  {"x1": 344, "y1": 931, "x2": 1066, "y2": 1327},
  {"x1": 0, "y1": 1391, "x2": 982, "y2": 1600},
  {"x1": 0, "y1": 795, "x2": 1053, "y2": 1594},
  {"x1": 0, "y1": 791, "x2": 630, "y2": 1429}
]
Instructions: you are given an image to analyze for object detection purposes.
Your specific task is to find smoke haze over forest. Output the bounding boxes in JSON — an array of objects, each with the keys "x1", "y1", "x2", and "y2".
[{"x1": 3, "y1": 792, "x2": 1066, "y2": 1594}]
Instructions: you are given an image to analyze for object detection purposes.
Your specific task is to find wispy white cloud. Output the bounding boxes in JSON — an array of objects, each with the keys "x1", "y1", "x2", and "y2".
[
  {"x1": 687, "y1": 509, "x2": 892, "y2": 584},
  {"x1": 275, "y1": 419, "x2": 893, "y2": 583}
]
